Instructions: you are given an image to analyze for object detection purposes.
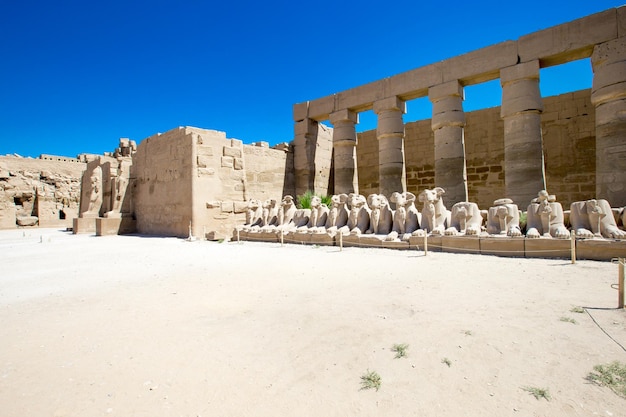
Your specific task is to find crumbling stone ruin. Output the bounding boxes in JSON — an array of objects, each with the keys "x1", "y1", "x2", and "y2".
[{"x1": 1, "y1": 8, "x2": 625, "y2": 261}]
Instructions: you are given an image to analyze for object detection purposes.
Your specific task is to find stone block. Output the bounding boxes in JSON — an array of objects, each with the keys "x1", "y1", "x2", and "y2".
[
  {"x1": 374, "y1": 96, "x2": 406, "y2": 114},
  {"x1": 409, "y1": 235, "x2": 442, "y2": 252},
  {"x1": 16, "y1": 216, "x2": 38, "y2": 226},
  {"x1": 500, "y1": 61, "x2": 540, "y2": 84},
  {"x1": 198, "y1": 168, "x2": 215, "y2": 176},
  {"x1": 197, "y1": 145, "x2": 214, "y2": 156},
  {"x1": 524, "y1": 238, "x2": 572, "y2": 259},
  {"x1": 479, "y1": 236, "x2": 525, "y2": 257},
  {"x1": 293, "y1": 101, "x2": 308, "y2": 122},
  {"x1": 518, "y1": 9, "x2": 617, "y2": 65},
  {"x1": 73, "y1": 217, "x2": 96, "y2": 234},
  {"x1": 308, "y1": 94, "x2": 335, "y2": 121},
  {"x1": 96, "y1": 217, "x2": 137, "y2": 236},
  {"x1": 575, "y1": 239, "x2": 626, "y2": 261},
  {"x1": 287, "y1": 232, "x2": 311, "y2": 245},
  {"x1": 234, "y1": 158, "x2": 244, "y2": 170},
  {"x1": 441, "y1": 41, "x2": 518, "y2": 85},
  {"x1": 310, "y1": 233, "x2": 335, "y2": 246},
  {"x1": 339, "y1": 234, "x2": 362, "y2": 248},
  {"x1": 619, "y1": 5, "x2": 626, "y2": 38},
  {"x1": 197, "y1": 155, "x2": 211, "y2": 168},
  {"x1": 221, "y1": 156, "x2": 233, "y2": 168},
  {"x1": 441, "y1": 235, "x2": 481, "y2": 254},
  {"x1": 231, "y1": 138, "x2": 243, "y2": 148},
  {"x1": 233, "y1": 201, "x2": 248, "y2": 214},
  {"x1": 336, "y1": 79, "x2": 386, "y2": 112},
  {"x1": 429, "y1": 80, "x2": 463, "y2": 102},
  {"x1": 388, "y1": 63, "x2": 442, "y2": 100},
  {"x1": 224, "y1": 146, "x2": 242, "y2": 158},
  {"x1": 221, "y1": 202, "x2": 234, "y2": 213},
  {"x1": 382, "y1": 240, "x2": 410, "y2": 250}
]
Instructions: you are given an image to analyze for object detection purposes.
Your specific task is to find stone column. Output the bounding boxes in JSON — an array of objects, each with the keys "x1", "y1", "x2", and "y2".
[
  {"x1": 500, "y1": 60, "x2": 546, "y2": 207},
  {"x1": 592, "y1": 37, "x2": 626, "y2": 207},
  {"x1": 329, "y1": 109, "x2": 359, "y2": 194},
  {"x1": 293, "y1": 118, "x2": 319, "y2": 197},
  {"x1": 374, "y1": 97, "x2": 406, "y2": 197},
  {"x1": 429, "y1": 80, "x2": 468, "y2": 206}
]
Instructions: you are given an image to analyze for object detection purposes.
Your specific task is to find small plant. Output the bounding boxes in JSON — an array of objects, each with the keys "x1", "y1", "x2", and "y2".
[
  {"x1": 441, "y1": 357, "x2": 452, "y2": 367},
  {"x1": 570, "y1": 306, "x2": 585, "y2": 313},
  {"x1": 463, "y1": 330, "x2": 473, "y2": 336},
  {"x1": 296, "y1": 190, "x2": 332, "y2": 210},
  {"x1": 360, "y1": 370, "x2": 381, "y2": 391},
  {"x1": 587, "y1": 361, "x2": 626, "y2": 399},
  {"x1": 559, "y1": 316, "x2": 577, "y2": 324},
  {"x1": 522, "y1": 386, "x2": 551, "y2": 401},
  {"x1": 217, "y1": 238, "x2": 225, "y2": 244},
  {"x1": 391, "y1": 343, "x2": 409, "y2": 358}
]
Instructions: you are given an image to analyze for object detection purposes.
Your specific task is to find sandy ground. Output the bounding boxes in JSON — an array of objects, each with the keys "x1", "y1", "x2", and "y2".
[{"x1": 0, "y1": 228, "x2": 625, "y2": 417}]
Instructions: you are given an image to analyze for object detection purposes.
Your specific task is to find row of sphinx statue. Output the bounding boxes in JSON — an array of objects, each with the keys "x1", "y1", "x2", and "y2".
[{"x1": 238, "y1": 188, "x2": 626, "y2": 241}]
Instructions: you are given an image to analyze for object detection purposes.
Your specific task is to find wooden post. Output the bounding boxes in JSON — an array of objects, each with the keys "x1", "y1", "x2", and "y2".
[
  {"x1": 280, "y1": 229, "x2": 284, "y2": 247},
  {"x1": 424, "y1": 230, "x2": 428, "y2": 256},
  {"x1": 619, "y1": 258, "x2": 625, "y2": 309},
  {"x1": 237, "y1": 228, "x2": 240, "y2": 242},
  {"x1": 339, "y1": 232, "x2": 343, "y2": 252},
  {"x1": 570, "y1": 230, "x2": 576, "y2": 264}
]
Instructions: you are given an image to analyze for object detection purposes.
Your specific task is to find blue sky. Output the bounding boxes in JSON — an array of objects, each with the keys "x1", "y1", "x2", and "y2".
[{"x1": 0, "y1": 1, "x2": 622, "y2": 158}]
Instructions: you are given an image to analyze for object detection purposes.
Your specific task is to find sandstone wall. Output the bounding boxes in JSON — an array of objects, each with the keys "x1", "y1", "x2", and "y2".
[
  {"x1": 244, "y1": 143, "x2": 293, "y2": 200},
  {"x1": 0, "y1": 156, "x2": 86, "y2": 229},
  {"x1": 356, "y1": 89, "x2": 595, "y2": 209},
  {"x1": 133, "y1": 127, "x2": 195, "y2": 237}
]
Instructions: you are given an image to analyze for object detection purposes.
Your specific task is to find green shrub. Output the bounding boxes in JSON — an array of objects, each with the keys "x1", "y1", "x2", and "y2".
[{"x1": 297, "y1": 190, "x2": 332, "y2": 210}]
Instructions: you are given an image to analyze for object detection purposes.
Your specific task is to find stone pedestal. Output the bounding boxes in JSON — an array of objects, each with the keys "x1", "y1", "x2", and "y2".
[
  {"x1": 591, "y1": 38, "x2": 626, "y2": 206},
  {"x1": 441, "y1": 235, "x2": 480, "y2": 254},
  {"x1": 479, "y1": 236, "x2": 525, "y2": 257},
  {"x1": 330, "y1": 109, "x2": 359, "y2": 194},
  {"x1": 524, "y1": 238, "x2": 571, "y2": 259},
  {"x1": 576, "y1": 239, "x2": 626, "y2": 261},
  {"x1": 73, "y1": 217, "x2": 97, "y2": 234},
  {"x1": 374, "y1": 97, "x2": 406, "y2": 197},
  {"x1": 96, "y1": 217, "x2": 137, "y2": 236},
  {"x1": 500, "y1": 60, "x2": 546, "y2": 208},
  {"x1": 429, "y1": 80, "x2": 468, "y2": 206}
]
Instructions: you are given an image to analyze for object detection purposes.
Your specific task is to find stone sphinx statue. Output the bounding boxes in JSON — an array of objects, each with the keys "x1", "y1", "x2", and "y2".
[
  {"x1": 298, "y1": 195, "x2": 329, "y2": 233},
  {"x1": 526, "y1": 190, "x2": 569, "y2": 239},
  {"x1": 366, "y1": 194, "x2": 393, "y2": 235},
  {"x1": 386, "y1": 191, "x2": 420, "y2": 241},
  {"x1": 80, "y1": 166, "x2": 103, "y2": 218},
  {"x1": 413, "y1": 187, "x2": 451, "y2": 236},
  {"x1": 486, "y1": 198, "x2": 522, "y2": 236},
  {"x1": 240, "y1": 198, "x2": 264, "y2": 232},
  {"x1": 445, "y1": 201, "x2": 483, "y2": 236},
  {"x1": 260, "y1": 198, "x2": 280, "y2": 231},
  {"x1": 570, "y1": 199, "x2": 626, "y2": 239},
  {"x1": 344, "y1": 193, "x2": 370, "y2": 235},
  {"x1": 324, "y1": 193, "x2": 349, "y2": 235}
]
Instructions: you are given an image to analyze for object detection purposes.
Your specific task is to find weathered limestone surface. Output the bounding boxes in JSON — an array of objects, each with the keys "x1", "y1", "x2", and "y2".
[
  {"x1": 500, "y1": 60, "x2": 546, "y2": 208},
  {"x1": 330, "y1": 109, "x2": 359, "y2": 194},
  {"x1": 429, "y1": 80, "x2": 468, "y2": 206},
  {"x1": 0, "y1": 156, "x2": 85, "y2": 229},
  {"x1": 293, "y1": 119, "x2": 332, "y2": 197},
  {"x1": 591, "y1": 37, "x2": 626, "y2": 206},
  {"x1": 374, "y1": 97, "x2": 406, "y2": 197}
]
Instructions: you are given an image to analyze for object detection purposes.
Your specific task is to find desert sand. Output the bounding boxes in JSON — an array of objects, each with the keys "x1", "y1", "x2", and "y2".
[{"x1": 0, "y1": 228, "x2": 625, "y2": 417}]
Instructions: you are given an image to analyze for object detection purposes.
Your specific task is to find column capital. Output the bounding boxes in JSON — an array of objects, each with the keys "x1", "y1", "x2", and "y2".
[
  {"x1": 500, "y1": 60, "x2": 540, "y2": 86},
  {"x1": 428, "y1": 80, "x2": 464, "y2": 103},
  {"x1": 373, "y1": 96, "x2": 406, "y2": 114},
  {"x1": 329, "y1": 109, "x2": 358, "y2": 125}
]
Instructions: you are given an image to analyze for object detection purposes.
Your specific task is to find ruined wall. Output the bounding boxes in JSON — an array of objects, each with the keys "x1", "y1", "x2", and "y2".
[
  {"x1": 244, "y1": 142, "x2": 293, "y2": 200},
  {"x1": 356, "y1": 89, "x2": 595, "y2": 209},
  {"x1": 0, "y1": 156, "x2": 85, "y2": 229},
  {"x1": 133, "y1": 127, "x2": 194, "y2": 237}
]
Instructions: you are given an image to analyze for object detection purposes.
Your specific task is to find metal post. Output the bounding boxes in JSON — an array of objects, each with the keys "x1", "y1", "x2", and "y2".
[
  {"x1": 619, "y1": 258, "x2": 624, "y2": 309},
  {"x1": 570, "y1": 230, "x2": 576, "y2": 264}
]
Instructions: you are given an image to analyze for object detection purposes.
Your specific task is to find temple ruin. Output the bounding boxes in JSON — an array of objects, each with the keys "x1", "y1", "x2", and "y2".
[{"x1": 1, "y1": 7, "x2": 625, "y2": 260}]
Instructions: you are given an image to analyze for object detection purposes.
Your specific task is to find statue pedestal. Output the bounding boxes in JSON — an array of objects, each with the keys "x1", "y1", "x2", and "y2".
[
  {"x1": 96, "y1": 217, "x2": 136, "y2": 236},
  {"x1": 524, "y1": 238, "x2": 570, "y2": 259},
  {"x1": 479, "y1": 236, "x2": 525, "y2": 257},
  {"x1": 441, "y1": 235, "x2": 481, "y2": 255},
  {"x1": 73, "y1": 217, "x2": 97, "y2": 234}
]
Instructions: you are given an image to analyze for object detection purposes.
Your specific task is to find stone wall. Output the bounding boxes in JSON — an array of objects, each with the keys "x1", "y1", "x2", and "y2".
[
  {"x1": 244, "y1": 142, "x2": 293, "y2": 200},
  {"x1": 133, "y1": 127, "x2": 195, "y2": 237},
  {"x1": 0, "y1": 156, "x2": 86, "y2": 229},
  {"x1": 356, "y1": 89, "x2": 595, "y2": 209}
]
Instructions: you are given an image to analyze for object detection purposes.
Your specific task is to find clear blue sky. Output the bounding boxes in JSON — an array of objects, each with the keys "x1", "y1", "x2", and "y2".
[{"x1": 1, "y1": 1, "x2": 622, "y2": 158}]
